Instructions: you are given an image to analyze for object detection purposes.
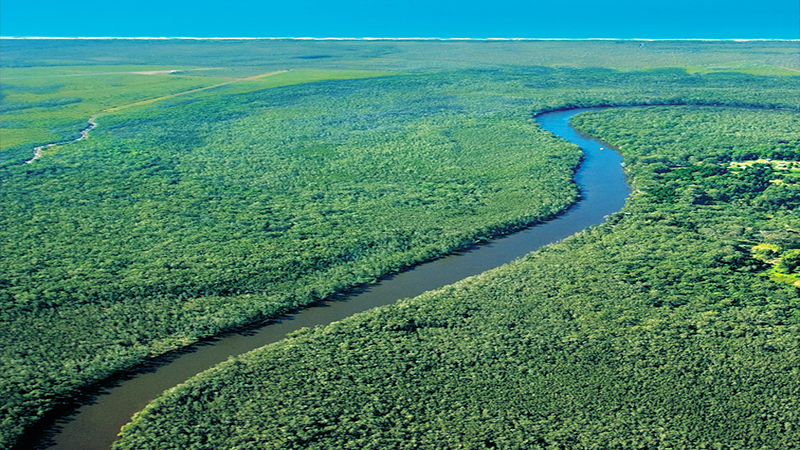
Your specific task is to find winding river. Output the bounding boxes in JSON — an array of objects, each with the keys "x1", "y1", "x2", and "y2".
[{"x1": 26, "y1": 107, "x2": 630, "y2": 450}]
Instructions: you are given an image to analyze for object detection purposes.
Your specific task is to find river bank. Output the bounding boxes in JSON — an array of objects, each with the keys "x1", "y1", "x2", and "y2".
[{"x1": 21, "y1": 106, "x2": 629, "y2": 450}]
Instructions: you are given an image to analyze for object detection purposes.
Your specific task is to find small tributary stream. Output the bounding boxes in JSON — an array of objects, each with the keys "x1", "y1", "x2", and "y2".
[{"x1": 29, "y1": 107, "x2": 631, "y2": 450}]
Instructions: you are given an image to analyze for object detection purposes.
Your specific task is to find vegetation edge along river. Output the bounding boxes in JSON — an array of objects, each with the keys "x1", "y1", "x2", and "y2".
[
  {"x1": 4, "y1": 63, "x2": 798, "y2": 449},
  {"x1": 29, "y1": 105, "x2": 627, "y2": 450},
  {"x1": 113, "y1": 104, "x2": 800, "y2": 449},
  {"x1": 40, "y1": 101, "x2": 799, "y2": 450}
]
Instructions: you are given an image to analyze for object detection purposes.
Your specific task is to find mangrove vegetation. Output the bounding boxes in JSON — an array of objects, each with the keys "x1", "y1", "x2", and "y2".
[{"x1": 0, "y1": 40, "x2": 798, "y2": 448}]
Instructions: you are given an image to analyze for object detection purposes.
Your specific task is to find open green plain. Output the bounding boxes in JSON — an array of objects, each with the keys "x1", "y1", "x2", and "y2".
[
  {"x1": 1, "y1": 40, "x2": 799, "y2": 448},
  {"x1": 0, "y1": 65, "x2": 393, "y2": 158}
]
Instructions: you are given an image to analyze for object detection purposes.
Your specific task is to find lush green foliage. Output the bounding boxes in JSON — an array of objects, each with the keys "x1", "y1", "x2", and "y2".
[
  {"x1": 1, "y1": 39, "x2": 799, "y2": 448},
  {"x1": 576, "y1": 107, "x2": 800, "y2": 292},
  {"x1": 4, "y1": 38, "x2": 796, "y2": 159},
  {"x1": 0, "y1": 67, "x2": 392, "y2": 160},
  {"x1": 112, "y1": 106, "x2": 800, "y2": 450},
  {"x1": 0, "y1": 68, "x2": 229, "y2": 158},
  {"x1": 2, "y1": 68, "x2": 586, "y2": 446}
]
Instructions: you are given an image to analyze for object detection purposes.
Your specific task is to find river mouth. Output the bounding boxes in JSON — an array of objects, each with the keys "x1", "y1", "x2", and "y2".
[{"x1": 24, "y1": 106, "x2": 630, "y2": 450}]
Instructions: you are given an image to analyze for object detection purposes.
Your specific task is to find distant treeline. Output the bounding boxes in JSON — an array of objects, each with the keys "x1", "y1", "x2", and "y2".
[{"x1": 2, "y1": 39, "x2": 798, "y2": 75}]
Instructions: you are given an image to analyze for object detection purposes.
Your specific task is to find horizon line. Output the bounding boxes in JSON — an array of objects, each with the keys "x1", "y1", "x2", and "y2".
[{"x1": 2, "y1": 36, "x2": 798, "y2": 42}]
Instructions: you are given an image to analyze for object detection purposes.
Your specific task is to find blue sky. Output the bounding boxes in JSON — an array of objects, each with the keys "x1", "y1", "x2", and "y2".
[{"x1": 1, "y1": 0, "x2": 798, "y2": 39}]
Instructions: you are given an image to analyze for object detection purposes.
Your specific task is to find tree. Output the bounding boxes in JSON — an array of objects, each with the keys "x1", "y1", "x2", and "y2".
[{"x1": 777, "y1": 249, "x2": 800, "y2": 274}]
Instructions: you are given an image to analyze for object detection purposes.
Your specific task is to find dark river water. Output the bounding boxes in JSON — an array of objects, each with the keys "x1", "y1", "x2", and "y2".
[{"x1": 28, "y1": 106, "x2": 630, "y2": 450}]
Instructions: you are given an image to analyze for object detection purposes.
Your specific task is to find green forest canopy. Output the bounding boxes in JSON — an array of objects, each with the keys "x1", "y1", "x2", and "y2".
[
  {"x1": 0, "y1": 40, "x2": 798, "y2": 448},
  {"x1": 115, "y1": 105, "x2": 800, "y2": 450}
]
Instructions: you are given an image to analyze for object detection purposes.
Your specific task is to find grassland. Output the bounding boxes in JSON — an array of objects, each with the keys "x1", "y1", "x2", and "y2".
[
  {"x1": 0, "y1": 67, "x2": 227, "y2": 158},
  {"x1": 1, "y1": 39, "x2": 799, "y2": 448},
  {"x1": 0, "y1": 66, "x2": 393, "y2": 160}
]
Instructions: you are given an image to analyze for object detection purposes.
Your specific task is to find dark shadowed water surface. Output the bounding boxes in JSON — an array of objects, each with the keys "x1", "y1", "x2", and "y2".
[{"x1": 28, "y1": 107, "x2": 630, "y2": 450}]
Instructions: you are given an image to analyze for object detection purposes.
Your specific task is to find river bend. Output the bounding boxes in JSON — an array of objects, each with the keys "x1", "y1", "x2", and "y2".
[{"x1": 28, "y1": 107, "x2": 630, "y2": 450}]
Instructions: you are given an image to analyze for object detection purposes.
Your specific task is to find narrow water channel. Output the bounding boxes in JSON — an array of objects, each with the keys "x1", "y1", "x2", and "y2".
[{"x1": 29, "y1": 106, "x2": 630, "y2": 450}]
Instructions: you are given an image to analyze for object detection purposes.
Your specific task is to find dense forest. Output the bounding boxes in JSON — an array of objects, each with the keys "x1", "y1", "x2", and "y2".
[
  {"x1": 0, "y1": 40, "x2": 798, "y2": 448},
  {"x1": 114, "y1": 106, "x2": 800, "y2": 449}
]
